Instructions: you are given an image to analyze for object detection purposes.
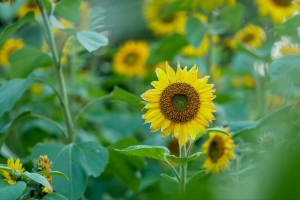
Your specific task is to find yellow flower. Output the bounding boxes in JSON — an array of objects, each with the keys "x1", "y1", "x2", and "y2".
[
  {"x1": 143, "y1": 0, "x2": 187, "y2": 36},
  {"x1": 231, "y1": 24, "x2": 265, "y2": 49},
  {"x1": 256, "y1": 0, "x2": 299, "y2": 24},
  {"x1": 29, "y1": 83, "x2": 43, "y2": 94},
  {"x1": 1, "y1": 0, "x2": 13, "y2": 6},
  {"x1": 231, "y1": 75, "x2": 255, "y2": 88},
  {"x1": 202, "y1": 131, "x2": 235, "y2": 173},
  {"x1": 1, "y1": 157, "x2": 25, "y2": 185},
  {"x1": 37, "y1": 155, "x2": 53, "y2": 194},
  {"x1": 141, "y1": 62, "x2": 216, "y2": 147},
  {"x1": 195, "y1": 0, "x2": 235, "y2": 11},
  {"x1": 76, "y1": 1, "x2": 90, "y2": 30},
  {"x1": 16, "y1": 1, "x2": 40, "y2": 18},
  {"x1": 279, "y1": 44, "x2": 300, "y2": 55},
  {"x1": 0, "y1": 38, "x2": 24, "y2": 66},
  {"x1": 210, "y1": 65, "x2": 221, "y2": 81},
  {"x1": 265, "y1": 94, "x2": 285, "y2": 109},
  {"x1": 113, "y1": 40, "x2": 149, "y2": 77}
]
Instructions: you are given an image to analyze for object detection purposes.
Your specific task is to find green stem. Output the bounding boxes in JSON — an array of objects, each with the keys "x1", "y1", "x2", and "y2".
[
  {"x1": 164, "y1": 159, "x2": 180, "y2": 181},
  {"x1": 35, "y1": 78, "x2": 63, "y2": 106},
  {"x1": 36, "y1": 0, "x2": 74, "y2": 143},
  {"x1": 285, "y1": 75, "x2": 292, "y2": 105},
  {"x1": 179, "y1": 144, "x2": 187, "y2": 198}
]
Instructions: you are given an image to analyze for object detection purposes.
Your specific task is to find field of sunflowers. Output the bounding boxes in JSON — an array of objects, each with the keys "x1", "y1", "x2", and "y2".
[{"x1": 0, "y1": 0, "x2": 300, "y2": 199}]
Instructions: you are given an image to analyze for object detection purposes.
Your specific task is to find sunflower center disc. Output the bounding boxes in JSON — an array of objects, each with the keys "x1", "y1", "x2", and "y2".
[
  {"x1": 242, "y1": 34, "x2": 254, "y2": 43},
  {"x1": 125, "y1": 53, "x2": 138, "y2": 65},
  {"x1": 209, "y1": 139, "x2": 224, "y2": 163},
  {"x1": 273, "y1": 0, "x2": 291, "y2": 7},
  {"x1": 160, "y1": 83, "x2": 199, "y2": 123}
]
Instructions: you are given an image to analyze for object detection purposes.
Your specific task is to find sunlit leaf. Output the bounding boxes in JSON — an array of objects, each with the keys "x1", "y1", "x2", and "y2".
[{"x1": 54, "y1": 0, "x2": 81, "y2": 23}]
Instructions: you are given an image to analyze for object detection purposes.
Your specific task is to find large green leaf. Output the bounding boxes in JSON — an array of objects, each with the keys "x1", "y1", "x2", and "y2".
[
  {"x1": 42, "y1": 193, "x2": 68, "y2": 200},
  {"x1": 9, "y1": 47, "x2": 52, "y2": 78},
  {"x1": 77, "y1": 31, "x2": 109, "y2": 52},
  {"x1": 220, "y1": 3, "x2": 244, "y2": 30},
  {"x1": 77, "y1": 141, "x2": 108, "y2": 177},
  {"x1": 236, "y1": 43, "x2": 270, "y2": 60},
  {"x1": 105, "y1": 137, "x2": 146, "y2": 192},
  {"x1": 115, "y1": 145, "x2": 170, "y2": 161},
  {"x1": 0, "y1": 180, "x2": 26, "y2": 200},
  {"x1": 269, "y1": 55, "x2": 300, "y2": 82},
  {"x1": 23, "y1": 172, "x2": 53, "y2": 192},
  {"x1": 207, "y1": 20, "x2": 230, "y2": 35},
  {"x1": 0, "y1": 74, "x2": 35, "y2": 118},
  {"x1": 0, "y1": 12, "x2": 35, "y2": 45},
  {"x1": 185, "y1": 16, "x2": 207, "y2": 48},
  {"x1": 166, "y1": 152, "x2": 201, "y2": 166},
  {"x1": 54, "y1": 0, "x2": 81, "y2": 23},
  {"x1": 272, "y1": 14, "x2": 300, "y2": 42}
]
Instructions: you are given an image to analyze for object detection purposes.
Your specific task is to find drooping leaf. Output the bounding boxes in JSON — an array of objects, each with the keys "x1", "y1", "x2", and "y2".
[
  {"x1": 269, "y1": 55, "x2": 300, "y2": 82},
  {"x1": 161, "y1": 173, "x2": 178, "y2": 183},
  {"x1": 23, "y1": 172, "x2": 53, "y2": 192},
  {"x1": 115, "y1": 145, "x2": 170, "y2": 161},
  {"x1": 0, "y1": 74, "x2": 35, "y2": 118},
  {"x1": 186, "y1": 170, "x2": 206, "y2": 184},
  {"x1": 166, "y1": 152, "x2": 201, "y2": 166},
  {"x1": 37, "y1": 171, "x2": 69, "y2": 180},
  {"x1": 185, "y1": 16, "x2": 207, "y2": 48},
  {"x1": 54, "y1": 0, "x2": 81, "y2": 23},
  {"x1": 0, "y1": 12, "x2": 36, "y2": 45},
  {"x1": 77, "y1": 31, "x2": 109, "y2": 52},
  {"x1": 9, "y1": 47, "x2": 52, "y2": 78},
  {"x1": 206, "y1": 128, "x2": 229, "y2": 136},
  {"x1": 42, "y1": 193, "x2": 69, "y2": 200},
  {"x1": 0, "y1": 180, "x2": 26, "y2": 200}
]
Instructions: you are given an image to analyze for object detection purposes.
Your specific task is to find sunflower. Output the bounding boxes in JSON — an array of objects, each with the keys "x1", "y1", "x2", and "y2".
[
  {"x1": 192, "y1": 0, "x2": 235, "y2": 11},
  {"x1": 256, "y1": 0, "x2": 299, "y2": 24},
  {"x1": 16, "y1": 1, "x2": 40, "y2": 18},
  {"x1": 231, "y1": 24, "x2": 265, "y2": 49},
  {"x1": 1, "y1": 157, "x2": 25, "y2": 185},
  {"x1": 0, "y1": 38, "x2": 24, "y2": 66},
  {"x1": 113, "y1": 40, "x2": 149, "y2": 77},
  {"x1": 279, "y1": 43, "x2": 300, "y2": 55},
  {"x1": 1, "y1": 0, "x2": 13, "y2": 6},
  {"x1": 141, "y1": 62, "x2": 216, "y2": 147},
  {"x1": 202, "y1": 131, "x2": 235, "y2": 173},
  {"x1": 143, "y1": 0, "x2": 187, "y2": 36},
  {"x1": 76, "y1": 1, "x2": 90, "y2": 30},
  {"x1": 36, "y1": 155, "x2": 53, "y2": 194}
]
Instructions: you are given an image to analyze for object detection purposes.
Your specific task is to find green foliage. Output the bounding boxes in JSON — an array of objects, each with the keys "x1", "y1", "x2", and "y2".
[
  {"x1": 54, "y1": 0, "x2": 81, "y2": 23},
  {"x1": 0, "y1": 180, "x2": 26, "y2": 200},
  {"x1": 161, "y1": 173, "x2": 178, "y2": 183},
  {"x1": 166, "y1": 152, "x2": 201, "y2": 166},
  {"x1": 41, "y1": 193, "x2": 68, "y2": 200},
  {"x1": 77, "y1": 31, "x2": 109, "y2": 52},
  {"x1": 269, "y1": 55, "x2": 300, "y2": 81},
  {"x1": 0, "y1": 74, "x2": 35, "y2": 118},
  {"x1": 37, "y1": 171, "x2": 69, "y2": 180},
  {"x1": 23, "y1": 172, "x2": 53, "y2": 192},
  {"x1": 220, "y1": 3, "x2": 244, "y2": 30},
  {"x1": 185, "y1": 16, "x2": 206, "y2": 48}
]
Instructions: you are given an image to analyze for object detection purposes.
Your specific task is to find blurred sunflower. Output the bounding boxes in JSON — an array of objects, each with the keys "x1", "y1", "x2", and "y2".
[
  {"x1": 143, "y1": 0, "x2": 186, "y2": 36},
  {"x1": 192, "y1": 0, "x2": 235, "y2": 11},
  {"x1": 76, "y1": 1, "x2": 90, "y2": 30},
  {"x1": 0, "y1": 38, "x2": 24, "y2": 66},
  {"x1": 113, "y1": 40, "x2": 149, "y2": 77},
  {"x1": 36, "y1": 155, "x2": 53, "y2": 194},
  {"x1": 202, "y1": 131, "x2": 235, "y2": 173},
  {"x1": 141, "y1": 62, "x2": 216, "y2": 147},
  {"x1": 231, "y1": 75, "x2": 255, "y2": 89},
  {"x1": 1, "y1": 157, "x2": 25, "y2": 185},
  {"x1": 16, "y1": 0, "x2": 40, "y2": 18},
  {"x1": 256, "y1": 0, "x2": 299, "y2": 24},
  {"x1": 279, "y1": 44, "x2": 300, "y2": 55},
  {"x1": 1, "y1": 0, "x2": 13, "y2": 6},
  {"x1": 29, "y1": 83, "x2": 43, "y2": 94},
  {"x1": 231, "y1": 24, "x2": 265, "y2": 49}
]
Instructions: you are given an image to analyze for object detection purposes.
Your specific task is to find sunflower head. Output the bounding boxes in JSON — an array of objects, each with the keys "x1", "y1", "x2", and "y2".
[
  {"x1": 141, "y1": 62, "x2": 216, "y2": 147},
  {"x1": 16, "y1": 0, "x2": 40, "y2": 18},
  {"x1": 256, "y1": 0, "x2": 299, "y2": 24},
  {"x1": 193, "y1": 0, "x2": 235, "y2": 11},
  {"x1": 143, "y1": 0, "x2": 187, "y2": 36},
  {"x1": 1, "y1": 157, "x2": 25, "y2": 185},
  {"x1": 202, "y1": 131, "x2": 235, "y2": 173},
  {"x1": 231, "y1": 24, "x2": 265, "y2": 49},
  {"x1": 0, "y1": 38, "x2": 24, "y2": 66},
  {"x1": 35, "y1": 155, "x2": 53, "y2": 194},
  {"x1": 113, "y1": 40, "x2": 149, "y2": 77},
  {"x1": 279, "y1": 44, "x2": 300, "y2": 56}
]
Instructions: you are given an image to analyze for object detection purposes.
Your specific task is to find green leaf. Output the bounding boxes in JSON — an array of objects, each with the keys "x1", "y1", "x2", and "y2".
[
  {"x1": 115, "y1": 145, "x2": 170, "y2": 161},
  {"x1": 106, "y1": 137, "x2": 145, "y2": 192},
  {"x1": 42, "y1": 193, "x2": 69, "y2": 200},
  {"x1": 166, "y1": 152, "x2": 201, "y2": 166},
  {"x1": 9, "y1": 47, "x2": 52, "y2": 78},
  {"x1": 23, "y1": 172, "x2": 53, "y2": 192},
  {"x1": 220, "y1": 3, "x2": 244, "y2": 30},
  {"x1": 0, "y1": 74, "x2": 35, "y2": 118},
  {"x1": 54, "y1": 0, "x2": 81, "y2": 23},
  {"x1": 186, "y1": 170, "x2": 206, "y2": 184},
  {"x1": 77, "y1": 141, "x2": 108, "y2": 177},
  {"x1": 207, "y1": 20, "x2": 230, "y2": 34},
  {"x1": 148, "y1": 33, "x2": 188, "y2": 64},
  {"x1": 236, "y1": 43, "x2": 269, "y2": 60},
  {"x1": 269, "y1": 55, "x2": 300, "y2": 82},
  {"x1": 37, "y1": 171, "x2": 69, "y2": 180},
  {"x1": 185, "y1": 16, "x2": 207, "y2": 48},
  {"x1": 77, "y1": 31, "x2": 109, "y2": 52},
  {"x1": 0, "y1": 180, "x2": 26, "y2": 200},
  {"x1": 161, "y1": 173, "x2": 178, "y2": 183},
  {"x1": 108, "y1": 86, "x2": 144, "y2": 110},
  {"x1": 0, "y1": 12, "x2": 36, "y2": 45},
  {"x1": 161, "y1": 1, "x2": 187, "y2": 18},
  {"x1": 195, "y1": 132, "x2": 205, "y2": 141},
  {"x1": 206, "y1": 128, "x2": 229, "y2": 136},
  {"x1": 272, "y1": 14, "x2": 300, "y2": 42},
  {"x1": 0, "y1": 166, "x2": 13, "y2": 174}
]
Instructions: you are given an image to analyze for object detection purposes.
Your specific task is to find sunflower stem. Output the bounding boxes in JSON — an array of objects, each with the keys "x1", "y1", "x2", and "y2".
[
  {"x1": 36, "y1": 0, "x2": 74, "y2": 143},
  {"x1": 179, "y1": 144, "x2": 187, "y2": 198}
]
